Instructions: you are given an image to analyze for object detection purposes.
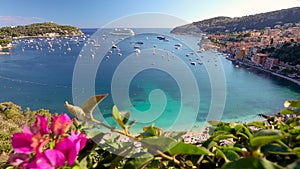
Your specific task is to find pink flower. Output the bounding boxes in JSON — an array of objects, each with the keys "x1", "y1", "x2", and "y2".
[
  {"x1": 55, "y1": 131, "x2": 87, "y2": 165},
  {"x1": 12, "y1": 132, "x2": 34, "y2": 154},
  {"x1": 70, "y1": 131, "x2": 87, "y2": 150},
  {"x1": 51, "y1": 113, "x2": 73, "y2": 136},
  {"x1": 31, "y1": 134, "x2": 49, "y2": 154},
  {"x1": 10, "y1": 113, "x2": 86, "y2": 168},
  {"x1": 32, "y1": 115, "x2": 49, "y2": 135},
  {"x1": 27, "y1": 149, "x2": 66, "y2": 169}
]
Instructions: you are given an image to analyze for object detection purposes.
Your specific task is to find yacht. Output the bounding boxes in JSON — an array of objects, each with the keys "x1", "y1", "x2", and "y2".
[
  {"x1": 190, "y1": 62, "x2": 196, "y2": 66},
  {"x1": 110, "y1": 28, "x2": 135, "y2": 36},
  {"x1": 175, "y1": 43, "x2": 182, "y2": 47}
]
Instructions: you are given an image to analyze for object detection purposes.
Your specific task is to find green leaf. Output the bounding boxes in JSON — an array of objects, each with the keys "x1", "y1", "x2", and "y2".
[
  {"x1": 213, "y1": 134, "x2": 237, "y2": 142},
  {"x1": 261, "y1": 144, "x2": 294, "y2": 155},
  {"x1": 121, "y1": 110, "x2": 130, "y2": 125},
  {"x1": 164, "y1": 131, "x2": 186, "y2": 141},
  {"x1": 216, "y1": 148, "x2": 229, "y2": 163},
  {"x1": 214, "y1": 130, "x2": 231, "y2": 135},
  {"x1": 293, "y1": 147, "x2": 300, "y2": 158},
  {"x1": 78, "y1": 156, "x2": 87, "y2": 169},
  {"x1": 250, "y1": 130, "x2": 284, "y2": 148},
  {"x1": 235, "y1": 125, "x2": 253, "y2": 139},
  {"x1": 167, "y1": 142, "x2": 212, "y2": 156},
  {"x1": 288, "y1": 128, "x2": 300, "y2": 135},
  {"x1": 286, "y1": 159, "x2": 300, "y2": 169},
  {"x1": 253, "y1": 130, "x2": 283, "y2": 137},
  {"x1": 236, "y1": 132, "x2": 249, "y2": 140},
  {"x1": 222, "y1": 147, "x2": 244, "y2": 153},
  {"x1": 141, "y1": 136, "x2": 176, "y2": 152},
  {"x1": 141, "y1": 124, "x2": 162, "y2": 137},
  {"x1": 280, "y1": 109, "x2": 297, "y2": 115},
  {"x1": 247, "y1": 121, "x2": 265, "y2": 128},
  {"x1": 82, "y1": 94, "x2": 108, "y2": 115},
  {"x1": 222, "y1": 157, "x2": 281, "y2": 169},
  {"x1": 225, "y1": 150, "x2": 240, "y2": 161},
  {"x1": 123, "y1": 152, "x2": 153, "y2": 169},
  {"x1": 112, "y1": 105, "x2": 130, "y2": 129},
  {"x1": 110, "y1": 144, "x2": 134, "y2": 169},
  {"x1": 284, "y1": 100, "x2": 300, "y2": 109}
]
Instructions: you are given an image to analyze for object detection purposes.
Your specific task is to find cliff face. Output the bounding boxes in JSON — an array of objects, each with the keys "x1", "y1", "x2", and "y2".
[{"x1": 171, "y1": 7, "x2": 300, "y2": 34}]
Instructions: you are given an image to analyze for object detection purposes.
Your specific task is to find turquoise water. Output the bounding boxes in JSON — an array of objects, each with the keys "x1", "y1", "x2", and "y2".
[{"x1": 0, "y1": 28, "x2": 299, "y2": 132}]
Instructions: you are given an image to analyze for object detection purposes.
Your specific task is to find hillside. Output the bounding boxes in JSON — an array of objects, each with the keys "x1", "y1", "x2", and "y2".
[
  {"x1": 0, "y1": 22, "x2": 82, "y2": 38},
  {"x1": 171, "y1": 7, "x2": 300, "y2": 34}
]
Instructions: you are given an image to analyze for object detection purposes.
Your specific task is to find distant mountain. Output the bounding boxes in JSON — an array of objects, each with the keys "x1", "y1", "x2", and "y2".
[{"x1": 171, "y1": 7, "x2": 300, "y2": 34}]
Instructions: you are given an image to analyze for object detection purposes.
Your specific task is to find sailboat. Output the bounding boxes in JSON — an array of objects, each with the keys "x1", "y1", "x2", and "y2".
[{"x1": 94, "y1": 39, "x2": 100, "y2": 47}]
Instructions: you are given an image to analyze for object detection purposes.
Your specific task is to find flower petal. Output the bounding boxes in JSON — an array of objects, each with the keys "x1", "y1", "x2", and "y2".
[
  {"x1": 26, "y1": 156, "x2": 53, "y2": 169},
  {"x1": 51, "y1": 113, "x2": 72, "y2": 136},
  {"x1": 55, "y1": 137, "x2": 77, "y2": 166},
  {"x1": 70, "y1": 131, "x2": 87, "y2": 151},
  {"x1": 44, "y1": 149, "x2": 66, "y2": 167},
  {"x1": 12, "y1": 133, "x2": 33, "y2": 154},
  {"x1": 36, "y1": 114, "x2": 49, "y2": 135}
]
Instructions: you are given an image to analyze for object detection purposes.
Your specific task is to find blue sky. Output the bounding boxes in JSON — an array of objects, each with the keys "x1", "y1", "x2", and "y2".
[{"x1": 0, "y1": 0, "x2": 299, "y2": 28}]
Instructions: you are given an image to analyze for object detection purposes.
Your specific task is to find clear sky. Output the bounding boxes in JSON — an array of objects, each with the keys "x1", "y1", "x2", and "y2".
[{"x1": 0, "y1": 0, "x2": 299, "y2": 28}]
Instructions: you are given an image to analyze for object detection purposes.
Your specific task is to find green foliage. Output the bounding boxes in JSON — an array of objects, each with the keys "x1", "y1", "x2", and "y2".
[
  {"x1": 0, "y1": 102, "x2": 52, "y2": 166},
  {"x1": 0, "y1": 22, "x2": 82, "y2": 38},
  {"x1": 222, "y1": 157, "x2": 282, "y2": 169},
  {"x1": 2, "y1": 99, "x2": 300, "y2": 169},
  {"x1": 270, "y1": 42, "x2": 300, "y2": 66},
  {"x1": 65, "y1": 98, "x2": 300, "y2": 169},
  {"x1": 172, "y1": 7, "x2": 300, "y2": 34},
  {"x1": 0, "y1": 39, "x2": 12, "y2": 47}
]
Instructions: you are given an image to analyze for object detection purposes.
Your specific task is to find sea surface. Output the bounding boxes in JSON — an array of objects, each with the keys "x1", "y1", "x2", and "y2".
[{"x1": 0, "y1": 28, "x2": 299, "y2": 132}]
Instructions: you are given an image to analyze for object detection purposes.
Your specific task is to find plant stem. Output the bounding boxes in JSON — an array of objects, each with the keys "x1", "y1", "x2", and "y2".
[{"x1": 88, "y1": 116, "x2": 186, "y2": 168}]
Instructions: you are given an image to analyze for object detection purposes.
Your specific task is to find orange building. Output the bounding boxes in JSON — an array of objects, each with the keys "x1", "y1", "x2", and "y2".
[
  {"x1": 264, "y1": 57, "x2": 279, "y2": 69},
  {"x1": 252, "y1": 53, "x2": 269, "y2": 65}
]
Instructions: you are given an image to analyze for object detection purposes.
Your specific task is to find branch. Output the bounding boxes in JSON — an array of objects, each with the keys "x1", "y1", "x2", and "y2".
[{"x1": 87, "y1": 115, "x2": 186, "y2": 168}]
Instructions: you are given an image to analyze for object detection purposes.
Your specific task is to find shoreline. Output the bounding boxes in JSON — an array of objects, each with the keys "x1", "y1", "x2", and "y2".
[
  {"x1": 11, "y1": 33, "x2": 83, "y2": 40},
  {"x1": 0, "y1": 52, "x2": 10, "y2": 55},
  {"x1": 226, "y1": 57, "x2": 300, "y2": 86},
  {"x1": 0, "y1": 33, "x2": 83, "y2": 55}
]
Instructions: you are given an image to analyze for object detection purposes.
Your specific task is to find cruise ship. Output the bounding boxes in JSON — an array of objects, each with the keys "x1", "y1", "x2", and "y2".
[{"x1": 110, "y1": 28, "x2": 135, "y2": 36}]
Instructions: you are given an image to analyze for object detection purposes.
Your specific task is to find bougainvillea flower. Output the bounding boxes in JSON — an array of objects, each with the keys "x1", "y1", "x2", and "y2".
[
  {"x1": 33, "y1": 114, "x2": 49, "y2": 135},
  {"x1": 27, "y1": 149, "x2": 66, "y2": 169},
  {"x1": 8, "y1": 153, "x2": 30, "y2": 168},
  {"x1": 12, "y1": 132, "x2": 34, "y2": 154},
  {"x1": 55, "y1": 131, "x2": 87, "y2": 165},
  {"x1": 51, "y1": 113, "x2": 72, "y2": 136},
  {"x1": 70, "y1": 130, "x2": 87, "y2": 150},
  {"x1": 55, "y1": 137, "x2": 77, "y2": 166},
  {"x1": 31, "y1": 134, "x2": 49, "y2": 154}
]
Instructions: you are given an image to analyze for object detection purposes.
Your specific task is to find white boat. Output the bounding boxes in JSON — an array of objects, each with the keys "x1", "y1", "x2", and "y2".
[
  {"x1": 134, "y1": 48, "x2": 141, "y2": 55},
  {"x1": 110, "y1": 28, "x2": 135, "y2": 36},
  {"x1": 111, "y1": 44, "x2": 118, "y2": 49},
  {"x1": 175, "y1": 43, "x2": 182, "y2": 47},
  {"x1": 190, "y1": 62, "x2": 196, "y2": 66},
  {"x1": 94, "y1": 39, "x2": 100, "y2": 47}
]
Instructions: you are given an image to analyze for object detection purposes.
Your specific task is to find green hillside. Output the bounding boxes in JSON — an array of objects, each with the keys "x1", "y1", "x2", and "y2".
[{"x1": 171, "y1": 7, "x2": 300, "y2": 34}]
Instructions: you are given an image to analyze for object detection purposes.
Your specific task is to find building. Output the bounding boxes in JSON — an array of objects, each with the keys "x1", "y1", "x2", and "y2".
[
  {"x1": 252, "y1": 53, "x2": 269, "y2": 66},
  {"x1": 264, "y1": 57, "x2": 279, "y2": 69}
]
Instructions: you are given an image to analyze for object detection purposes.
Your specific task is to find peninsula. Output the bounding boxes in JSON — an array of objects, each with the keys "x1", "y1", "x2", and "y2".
[
  {"x1": 171, "y1": 7, "x2": 300, "y2": 85},
  {"x1": 0, "y1": 22, "x2": 83, "y2": 52}
]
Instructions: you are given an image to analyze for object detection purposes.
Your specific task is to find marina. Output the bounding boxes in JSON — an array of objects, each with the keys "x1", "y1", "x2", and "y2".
[{"x1": 0, "y1": 28, "x2": 299, "y2": 131}]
